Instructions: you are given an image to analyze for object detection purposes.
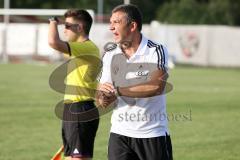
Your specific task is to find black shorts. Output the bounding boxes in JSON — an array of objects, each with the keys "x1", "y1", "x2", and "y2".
[
  {"x1": 62, "y1": 101, "x2": 99, "y2": 158},
  {"x1": 108, "y1": 133, "x2": 173, "y2": 160}
]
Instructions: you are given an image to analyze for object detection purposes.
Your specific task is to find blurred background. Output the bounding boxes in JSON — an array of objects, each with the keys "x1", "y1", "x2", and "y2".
[
  {"x1": 0, "y1": 0, "x2": 239, "y2": 160},
  {"x1": 1, "y1": 0, "x2": 240, "y2": 66}
]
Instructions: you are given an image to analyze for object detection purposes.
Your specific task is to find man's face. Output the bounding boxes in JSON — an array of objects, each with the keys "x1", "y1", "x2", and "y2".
[
  {"x1": 64, "y1": 17, "x2": 80, "y2": 42},
  {"x1": 109, "y1": 11, "x2": 132, "y2": 43}
]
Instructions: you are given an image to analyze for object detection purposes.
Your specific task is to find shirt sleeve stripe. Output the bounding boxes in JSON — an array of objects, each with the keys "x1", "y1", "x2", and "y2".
[
  {"x1": 159, "y1": 45, "x2": 166, "y2": 71},
  {"x1": 147, "y1": 40, "x2": 167, "y2": 71}
]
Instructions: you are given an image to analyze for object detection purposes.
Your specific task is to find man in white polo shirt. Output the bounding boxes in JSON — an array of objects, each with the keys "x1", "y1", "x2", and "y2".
[{"x1": 98, "y1": 4, "x2": 173, "y2": 160}]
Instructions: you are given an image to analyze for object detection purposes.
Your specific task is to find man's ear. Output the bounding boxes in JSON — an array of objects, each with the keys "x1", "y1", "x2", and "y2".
[
  {"x1": 130, "y1": 22, "x2": 138, "y2": 32},
  {"x1": 77, "y1": 23, "x2": 83, "y2": 33}
]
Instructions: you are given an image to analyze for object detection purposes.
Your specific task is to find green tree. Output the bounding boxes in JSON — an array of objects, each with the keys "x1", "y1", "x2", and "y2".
[
  {"x1": 204, "y1": 0, "x2": 234, "y2": 25},
  {"x1": 156, "y1": 0, "x2": 206, "y2": 24},
  {"x1": 0, "y1": 1, "x2": 3, "y2": 8},
  {"x1": 156, "y1": 0, "x2": 240, "y2": 26},
  {"x1": 5, "y1": 0, "x2": 166, "y2": 23},
  {"x1": 2, "y1": 0, "x2": 240, "y2": 25},
  {"x1": 131, "y1": 0, "x2": 165, "y2": 23},
  {"x1": 10, "y1": 0, "x2": 97, "y2": 10}
]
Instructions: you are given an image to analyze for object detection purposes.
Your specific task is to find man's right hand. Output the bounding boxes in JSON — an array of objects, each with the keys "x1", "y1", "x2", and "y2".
[{"x1": 96, "y1": 83, "x2": 117, "y2": 108}]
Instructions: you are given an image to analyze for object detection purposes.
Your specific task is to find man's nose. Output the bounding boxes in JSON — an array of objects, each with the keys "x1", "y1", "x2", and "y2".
[{"x1": 109, "y1": 24, "x2": 114, "y2": 31}]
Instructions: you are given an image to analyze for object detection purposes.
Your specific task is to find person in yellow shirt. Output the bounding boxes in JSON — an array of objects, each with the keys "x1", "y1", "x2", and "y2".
[{"x1": 48, "y1": 9, "x2": 100, "y2": 160}]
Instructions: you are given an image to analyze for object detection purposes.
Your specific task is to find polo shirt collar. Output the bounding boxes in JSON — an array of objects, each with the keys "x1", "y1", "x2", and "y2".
[
  {"x1": 116, "y1": 34, "x2": 148, "y2": 56},
  {"x1": 134, "y1": 34, "x2": 148, "y2": 56}
]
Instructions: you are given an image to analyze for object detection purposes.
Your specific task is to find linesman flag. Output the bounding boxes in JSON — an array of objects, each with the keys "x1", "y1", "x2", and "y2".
[{"x1": 51, "y1": 146, "x2": 64, "y2": 160}]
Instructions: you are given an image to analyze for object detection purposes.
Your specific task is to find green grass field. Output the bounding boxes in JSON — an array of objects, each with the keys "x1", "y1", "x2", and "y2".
[{"x1": 0, "y1": 63, "x2": 239, "y2": 160}]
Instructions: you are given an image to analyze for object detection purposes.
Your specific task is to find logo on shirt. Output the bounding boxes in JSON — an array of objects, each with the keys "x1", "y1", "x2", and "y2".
[
  {"x1": 113, "y1": 65, "x2": 119, "y2": 75},
  {"x1": 125, "y1": 70, "x2": 149, "y2": 80},
  {"x1": 136, "y1": 70, "x2": 149, "y2": 76}
]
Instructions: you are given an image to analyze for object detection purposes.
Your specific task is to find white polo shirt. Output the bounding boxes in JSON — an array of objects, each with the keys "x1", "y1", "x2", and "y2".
[{"x1": 100, "y1": 35, "x2": 169, "y2": 138}]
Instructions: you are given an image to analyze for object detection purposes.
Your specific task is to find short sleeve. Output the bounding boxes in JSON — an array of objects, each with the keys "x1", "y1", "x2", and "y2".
[
  {"x1": 157, "y1": 45, "x2": 168, "y2": 72},
  {"x1": 99, "y1": 53, "x2": 112, "y2": 83}
]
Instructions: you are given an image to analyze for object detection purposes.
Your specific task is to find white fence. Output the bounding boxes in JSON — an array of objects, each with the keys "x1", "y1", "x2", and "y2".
[
  {"x1": 147, "y1": 22, "x2": 240, "y2": 67},
  {"x1": 0, "y1": 21, "x2": 240, "y2": 67}
]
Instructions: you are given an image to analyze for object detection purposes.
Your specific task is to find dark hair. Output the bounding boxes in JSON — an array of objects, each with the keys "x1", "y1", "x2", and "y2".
[
  {"x1": 64, "y1": 9, "x2": 93, "y2": 35},
  {"x1": 112, "y1": 4, "x2": 142, "y2": 31}
]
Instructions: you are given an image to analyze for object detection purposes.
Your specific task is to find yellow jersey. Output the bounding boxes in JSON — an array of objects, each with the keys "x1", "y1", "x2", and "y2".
[{"x1": 64, "y1": 40, "x2": 101, "y2": 103}]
